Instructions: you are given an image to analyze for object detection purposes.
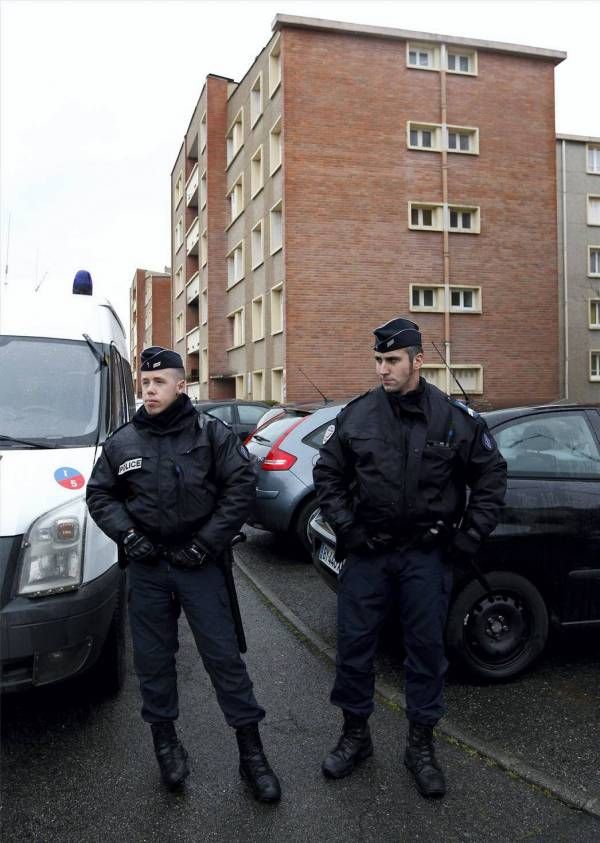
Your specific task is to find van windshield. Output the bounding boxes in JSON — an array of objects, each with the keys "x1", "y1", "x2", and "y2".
[{"x1": 0, "y1": 336, "x2": 102, "y2": 448}]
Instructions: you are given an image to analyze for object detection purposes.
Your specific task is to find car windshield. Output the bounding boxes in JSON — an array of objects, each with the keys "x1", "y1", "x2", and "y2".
[{"x1": 0, "y1": 336, "x2": 102, "y2": 448}]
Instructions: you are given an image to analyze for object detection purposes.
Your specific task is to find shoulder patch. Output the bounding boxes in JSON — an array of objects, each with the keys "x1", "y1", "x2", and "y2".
[
  {"x1": 481, "y1": 430, "x2": 495, "y2": 451},
  {"x1": 238, "y1": 444, "x2": 251, "y2": 461},
  {"x1": 322, "y1": 423, "x2": 336, "y2": 445},
  {"x1": 448, "y1": 397, "x2": 480, "y2": 419}
]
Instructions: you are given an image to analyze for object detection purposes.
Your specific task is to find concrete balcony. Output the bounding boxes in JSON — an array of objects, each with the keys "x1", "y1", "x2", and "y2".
[
  {"x1": 186, "y1": 217, "x2": 200, "y2": 255},
  {"x1": 186, "y1": 271, "x2": 200, "y2": 304},
  {"x1": 186, "y1": 326, "x2": 200, "y2": 354},
  {"x1": 186, "y1": 163, "x2": 199, "y2": 207}
]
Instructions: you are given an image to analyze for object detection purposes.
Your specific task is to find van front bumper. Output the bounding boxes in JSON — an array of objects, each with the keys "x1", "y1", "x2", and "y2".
[{"x1": 0, "y1": 554, "x2": 122, "y2": 692}]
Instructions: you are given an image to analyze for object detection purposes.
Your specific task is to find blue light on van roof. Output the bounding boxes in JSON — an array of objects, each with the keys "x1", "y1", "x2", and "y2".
[{"x1": 73, "y1": 270, "x2": 93, "y2": 295}]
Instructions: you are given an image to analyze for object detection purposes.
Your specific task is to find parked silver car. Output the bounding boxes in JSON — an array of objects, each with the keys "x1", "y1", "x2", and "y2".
[{"x1": 245, "y1": 402, "x2": 346, "y2": 554}]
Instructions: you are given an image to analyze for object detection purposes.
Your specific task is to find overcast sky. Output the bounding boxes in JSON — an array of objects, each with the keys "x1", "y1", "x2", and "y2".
[{"x1": 1, "y1": 0, "x2": 599, "y2": 331}]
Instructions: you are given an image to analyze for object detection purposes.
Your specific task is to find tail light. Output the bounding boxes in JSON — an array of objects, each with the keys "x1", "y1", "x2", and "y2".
[{"x1": 261, "y1": 417, "x2": 306, "y2": 471}]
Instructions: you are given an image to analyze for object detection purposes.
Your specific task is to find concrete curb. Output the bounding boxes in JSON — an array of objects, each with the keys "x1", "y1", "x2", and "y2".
[{"x1": 235, "y1": 556, "x2": 600, "y2": 820}]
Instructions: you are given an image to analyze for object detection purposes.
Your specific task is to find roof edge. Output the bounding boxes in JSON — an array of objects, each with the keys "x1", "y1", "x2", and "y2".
[
  {"x1": 272, "y1": 13, "x2": 566, "y2": 63},
  {"x1": 557, "y1": 133, "x2": 600, "y2": 144}
]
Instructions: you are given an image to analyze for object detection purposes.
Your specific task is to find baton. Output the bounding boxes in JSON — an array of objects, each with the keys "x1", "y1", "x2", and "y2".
[{"x1": 222, "y1": 533, "x2": 247, "y2": 653}]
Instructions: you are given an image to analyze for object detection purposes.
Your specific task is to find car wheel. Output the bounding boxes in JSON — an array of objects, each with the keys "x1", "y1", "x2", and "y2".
[
  {"x1": 293, "y1": 496, "x2": 320, "y2": 559},
  {"x1": 446, "y1": 571, "x2": 548, "y2": 681},
  {"x1": 91, "y1": 575, "x2": 127, "y2": 696}
]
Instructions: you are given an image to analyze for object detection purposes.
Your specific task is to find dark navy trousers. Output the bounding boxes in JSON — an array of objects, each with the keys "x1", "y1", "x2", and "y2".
[
  {"x1": 331, "y1": 545, "x2": 453, "y2": 726},
  {"x1": 127, "y1": 558, "x2": 265, "y2": 728}
]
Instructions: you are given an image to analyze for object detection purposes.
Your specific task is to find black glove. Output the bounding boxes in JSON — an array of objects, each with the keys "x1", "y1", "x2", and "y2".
[
  {"x1": 122, "y1": 530, "x2": 155, "y2": 562},
  {"x1": 171, "y1": 538, "x2": 212, "y2": 569},
  {"x1": 450, "y1": 528, "x2": 481, "y2": 561},
  {"x1": 338, "y1": 525, "x2": 375, "y2": 556}
]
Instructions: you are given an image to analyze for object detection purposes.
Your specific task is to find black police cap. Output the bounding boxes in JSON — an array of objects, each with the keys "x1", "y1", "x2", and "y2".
[
  {"x1": 373, "y1": 317, "x2": 422, "y2": 353},
  {"x1": 140, "y1": 346, "x2": 184, "y2": 371}
]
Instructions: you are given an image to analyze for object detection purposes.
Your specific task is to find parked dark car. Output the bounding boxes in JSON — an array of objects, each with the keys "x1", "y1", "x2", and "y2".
[
  {"x1": 192, "y1": 400, "x2": 271, "y2": 441},
  {"x1": 309, "y1": 403, "x2": 600, "y2": 681}
]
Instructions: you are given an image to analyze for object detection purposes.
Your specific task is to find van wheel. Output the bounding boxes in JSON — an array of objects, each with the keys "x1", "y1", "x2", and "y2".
[
  {"x1": 446, "y1": 571, "x2": 548, "y2": 681},
  {"x1": 92, "y1": 576, "x2": 127, "y2": 696},
  {"x1": 293, "y1": 497, "x2": 320, "y2": 560}
]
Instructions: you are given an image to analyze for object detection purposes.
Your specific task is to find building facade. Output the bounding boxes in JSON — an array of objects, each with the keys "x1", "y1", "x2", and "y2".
[
  {"x1": 171, "y1": 14, "x2": 565, "y2": 408},
  {"x1": 556, "y1": 135, "x2": 600, "y2": 402},
  {"x1": 130, "y1": 268, "x2": 172, "y2": 397}
]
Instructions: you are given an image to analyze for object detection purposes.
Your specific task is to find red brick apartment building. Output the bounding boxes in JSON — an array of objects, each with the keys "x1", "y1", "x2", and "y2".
[
  {"x1": 171, "y1": 14, "x2": 565, "y2": 408},
  {"x1": 130, "y1": 268, "x2": 172, "y2": 397}
]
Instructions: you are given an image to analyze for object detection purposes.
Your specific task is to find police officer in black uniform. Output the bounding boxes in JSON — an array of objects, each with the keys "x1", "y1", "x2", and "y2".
[
  {"x1": 86, "y1": 347, "x2": 281, "y2": 802},
  {"x1": 313, "y1": 318, "x2": 506, "y2": 798}
]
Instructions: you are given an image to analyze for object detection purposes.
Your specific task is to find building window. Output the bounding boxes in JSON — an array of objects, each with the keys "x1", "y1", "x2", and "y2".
[
  {"x1": 176, "y1": 313, "x2": 184, "y2": 341},
  {"x1": 447, "y1": 126, "x2": 479, "y2": 154},
  {"x1": 408, "y1": 203, "x2": 443, "y2": 231},
  {"x1": 407, "y1": 42, "x2": 439, "y2": 70},
  {"x1": 201, "y1": 288, "x2": 208, "y2": 325},
  {"x1": 201, "y1": 229, "x2": 208, "y2": 267},
  {"x1": 251, "y1": 220, "x2": 264, "y2": 269},
  {"x1": 450, "y1": 286, "x2": 481, "y2": 312},
  {"x1": 226, "y1": 109, "x2": 244, "y2": 167},
  {"x1": 228, "y1": 174, "x2": 244, "y2": 224},
  {"x1": 410, "y1": 285, "x2": 442, "y2": 311},
  {"x1": 271, "y1": 283, "x2": 283, "y2": 334},
  {"x1": 200, "y1": 112, "x2": 207, "y2": 152},
  {"x1": 235, "y1": 374, "x2": 245, "y2": 398},
  {"x1": 251, "y1": 146, "x2": 264, "y2": 197},
  {"x1": 407, "y1": 122, "x2": 442, "y2": 152},
  {"x1": 590, "y1": 300, "x2": 600, "y2": 329},
  {"x1": 270, "y1": 200, "x2": 283, "y2": 253},
  {"x1": 252, "y1": 370, "x2": 265, "y2": 400},
  {"x1": 588, "y1": 196, "x2": 600, "y2": 226},
  {"x1": 228, "y1": 307, "x2": 245, "y2": 348},
  {"x1": 252, "y1": 296, "x2": 264, "y2": 341},
  {"x1": 269, "y1": 38, "x2": 281, "y2": 97},
  {"x1": 451, "y1": 365, "x2": 483, "y2": 394},
  {"x1": 174, "y1": 266, "x2": 184, "y2": 297},
  {"x1": 271, "y1": 368, "x2": 284, "y2": 403},
  {"x1": 590, "y1": 352, "x2": 600, "y2": 381},
  {"x1": 447, "y1": 50, "x2": 477, "y2": 75},
  {"x1": 250, "y1": 73, "x2": 263, "y2": 127},
  {"x1": 590, "y1": 247, "x2": 600, "y2": 277},
  {"x1": 421, "y1": 365, "x2": 446, "y2": 390},
  {"x1": 175, "y1": 216, "x2": 183, "y2": 250},
  {"x1": 174, "y1": 172, "x2": 183, "y2": 206},
  {"x1": 269, "y1": 117, "x2": 282, "y2": 175},
  {"x1": 201, "y1": 348, "x2": 208, "y2": 383},
  {"x1": 200, "y1": 170, "x2": 207, "y2": 209},
  {"x1": 587, "y1": 145, "x2": 600, "y2": 174},
  {"x1": 227, "y1": 241, "x2": 245, "y2": 287},
  {"x1": 448, "y1": 205, "x2": 480, "y2": 233}
]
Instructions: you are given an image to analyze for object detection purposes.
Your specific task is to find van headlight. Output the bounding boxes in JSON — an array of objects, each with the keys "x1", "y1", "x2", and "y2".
[{"x1": 18, "y1": 497, "x2": 86, "y2": 597}]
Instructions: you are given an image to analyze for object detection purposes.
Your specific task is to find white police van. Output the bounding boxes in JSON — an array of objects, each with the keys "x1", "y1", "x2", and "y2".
[{"x1": 0, "y1": 277, "x2": 134, "y2": 693}]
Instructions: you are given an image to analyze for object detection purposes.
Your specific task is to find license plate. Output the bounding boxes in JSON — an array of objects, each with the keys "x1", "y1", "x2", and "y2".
[{"x1": 318, "y1": 543, "x2": 343, "y2": 575}]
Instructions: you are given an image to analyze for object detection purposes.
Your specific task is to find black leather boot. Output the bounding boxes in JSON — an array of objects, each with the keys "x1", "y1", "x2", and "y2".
[
  {"x1": 404, "y1": 722, "x2": 446, "y2": 798},
  {"x1": 236, "y1": 723, "x2": 281, "y2": 803},
  {"x1": 151, "y1": 722, "x2": 190, "y2": 790},
  {"x1": 322, "y1": 711, "x2": 373, "y2": 779}
]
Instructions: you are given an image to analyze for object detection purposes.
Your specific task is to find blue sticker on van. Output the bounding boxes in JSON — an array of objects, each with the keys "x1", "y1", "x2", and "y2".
[{"x1": 55, "y1": 467, "x2": 85, "y2": 490}]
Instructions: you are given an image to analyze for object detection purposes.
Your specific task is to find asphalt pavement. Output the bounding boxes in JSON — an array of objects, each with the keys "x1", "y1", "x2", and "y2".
[{"x1": 2, "y1": 540, "x2": 600, "y2": 842}]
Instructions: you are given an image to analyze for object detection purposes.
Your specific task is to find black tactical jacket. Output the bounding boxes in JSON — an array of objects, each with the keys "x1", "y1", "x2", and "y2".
[
  {"x1": 313, "y1": 380, "x2": 507, "y2": 543},
  {"x1": 86, "y1": 396, "x2": 256, "y2": 561}
]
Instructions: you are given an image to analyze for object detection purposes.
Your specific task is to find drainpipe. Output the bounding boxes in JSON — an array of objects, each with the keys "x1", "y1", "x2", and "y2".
[
  {"x1": 561, "y1": 139, "x2": 569, "y2": 400},
  {"x1": 440, "y1": 44, "x2": 451, "y2": 394}
]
